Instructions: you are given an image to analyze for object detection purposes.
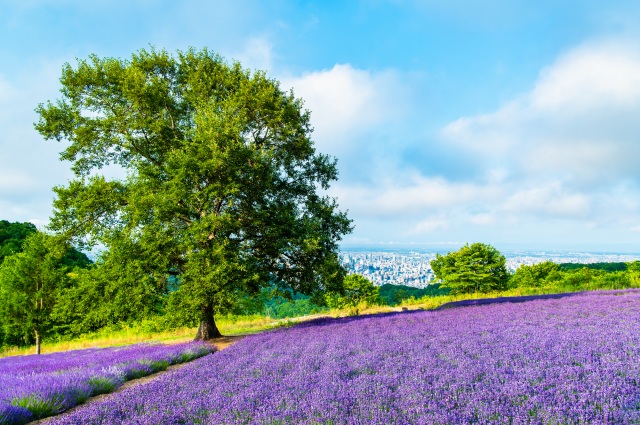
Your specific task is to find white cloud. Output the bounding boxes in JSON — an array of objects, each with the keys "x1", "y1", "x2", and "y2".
[
  {"x1": 330, "y1": 175, "x2": 502, "y2": 219},
  {"x1": 427, "y1": 37, "x2": 640, "y2": 241},
  {"x1": 409, "y1": 217, "x2": 449, "y2": 234},
  {"x1": 329, "y1": 38, "x2": 640, "y2": 242},
  {"x1": 442, "y1": 39, "x2": 640, "y2": 186},
  {"x1": 501, "y1": 183, "x2": 591, "y2": 219},
  {"x1": 530, "y1": 42, "x2": 640, "y2": 111},
  {"x1": 0, "y1": 76, "x2": 20, "y2": 106},
  {"x1": 231, "y1": 37, "x2": 274, "y2": 72},
  {"x1": 0, "y1": 169, "x2": 38, "y2": 192},
  {"x1": 468, "y1": 213, "x2": 495, "y2": 226},
  {"x1": 282, "y1": 64, "x2": 408, "y2": 157}
]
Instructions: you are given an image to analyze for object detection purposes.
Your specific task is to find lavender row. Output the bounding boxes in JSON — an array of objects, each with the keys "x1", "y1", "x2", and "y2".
[
  {"x1": 48, "y1": 291, "x2": 640, "y2": 424},
  {"x1": 0, "y1": 342, "x2": 214, "y2": 375},
  {"x1": 0, "y1": 341, "x2": 214, "y2": 424}
]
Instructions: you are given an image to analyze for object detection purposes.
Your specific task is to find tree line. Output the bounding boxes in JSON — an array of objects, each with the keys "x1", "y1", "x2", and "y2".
[
  {"x1": 3, "y1": 223, "x2": 638, "y2": 354},
  {"x1": 430, "y1": 242, "x2": 640, "y2": 295}
]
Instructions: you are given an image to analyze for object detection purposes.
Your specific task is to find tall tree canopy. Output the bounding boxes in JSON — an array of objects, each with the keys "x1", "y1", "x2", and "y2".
[
  {"x1": 431, "y1": 243, "x2": 508, "y2": 294},
  {"x1": 35, "y1": 48, "x2": 352, "y2": 339}
]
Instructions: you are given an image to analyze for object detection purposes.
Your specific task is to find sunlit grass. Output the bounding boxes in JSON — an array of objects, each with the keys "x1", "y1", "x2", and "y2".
[
  {"x1": 0, "y1": 314, "x2": 307, "y2": 358},
  {"x1": 0, "y1": 327, "x2": 196, "y2": 358},
  {"x1": 398, "y1": 281, "x2": 640, "y2": 311}
]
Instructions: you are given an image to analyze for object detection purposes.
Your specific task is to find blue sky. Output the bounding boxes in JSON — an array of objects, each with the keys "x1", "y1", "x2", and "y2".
[{"x1": 2, "y1": 0, "x2": 640, "y2": 251}]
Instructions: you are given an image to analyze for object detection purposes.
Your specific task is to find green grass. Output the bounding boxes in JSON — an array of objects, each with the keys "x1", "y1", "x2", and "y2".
[
  {"x1": 398, "y1": 280, "x2": 640, "y2": 310},
  {"x1": 0, "y1": 314, "x2": 306, "y2": 358},
  {"x1": 12, "y1": 390, "x2": 88, "y2": 419},
  {"x1": 86, "y1": 376, "x2": 118, "y2": 395}
]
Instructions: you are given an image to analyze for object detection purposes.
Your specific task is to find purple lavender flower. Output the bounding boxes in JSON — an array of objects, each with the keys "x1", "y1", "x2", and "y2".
[
  {"x1": 0, "y1": 341, "x2": 213, "y2": 423},
  {"x1": 0, "y1": 405, "x2": 32, "y2": 425},
  {"x1": 44, "y1": 290, "x2": 640, "y2": 424}
]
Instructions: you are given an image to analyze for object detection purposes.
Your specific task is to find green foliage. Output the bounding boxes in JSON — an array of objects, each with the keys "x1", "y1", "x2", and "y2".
[
  {"x1": 0, "y1": 224, "x2": 91, "y2": 348},
  {"x1": 60, "y1": 247, "x2": 92, "y2": 269},
  {"x1": 431, "y1": 243, "x2": 509, "y2": 294},
  {"x1": 509, "y1": 261, "x2": 560, "y2": 288},
  {"x1": 36, "y1": 47, "x2": 352, "y2": 337},
  {"x1": 0, "y1": 221, "x2": 37, "y2": 264},
  {"x1": 176, "y1": 346, "x2": 212, "y2": 363},
  {"x1": 509, "y1": 261, "x2": 640, "y2": 292},
  {"x1": 264, "y1": 298, "x2": 328, "y2": 319},
  {"x1": 145, "y1": 359, "x2": 170, "y2": 372},
  {"x1": 0, "y1": 221, "x2": 90, "y2": 269},
  {"x1": 52, "y1": 239, "x2": 169, "y2": 337},
  {"x1": 628, "y1": 261, "x2": 640, "y2": 273},
  {"x1": 378, "y1": 283, "x2": 450, "y2": 306},
  {"x1": 87, "y1": 377, "x2": 118, "y2": 395},
  {"x1": 559, "y1": 262, "x2": 627, "y2": 272},
  {"x1": 124, "y1": 366, "x2": 152, "y2": 380},
  {"x1": 12, "y1": 394, "x2": 70, "y2": 420},
  {"x1": 325, "y1": 274, "x2": 380, "y2": 308},
  {"x1": 0, "y1": 233, "x2": 74, "y2": 349}
]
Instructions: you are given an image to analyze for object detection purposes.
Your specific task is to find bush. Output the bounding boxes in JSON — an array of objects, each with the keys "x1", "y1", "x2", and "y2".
[
  {"x1": 510, "y1": 261, "x2": 560, "y2": 288},
  {"x1": 325, "y1": 274, "x2": 380, "y2": 309}
]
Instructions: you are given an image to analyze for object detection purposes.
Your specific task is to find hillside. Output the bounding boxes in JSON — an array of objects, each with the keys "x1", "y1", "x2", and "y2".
[{"x1": 34, "y1": 289, "x2": 640, "y2": 424}]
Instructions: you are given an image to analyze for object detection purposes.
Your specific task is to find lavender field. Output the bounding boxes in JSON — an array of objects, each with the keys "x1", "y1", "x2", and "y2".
[
  {"x1": 37, "y1": 290, "x2": 640, "y2": 424},
  {"x1": 0, "y1": 341, "x2": 213, "y2": 424}
]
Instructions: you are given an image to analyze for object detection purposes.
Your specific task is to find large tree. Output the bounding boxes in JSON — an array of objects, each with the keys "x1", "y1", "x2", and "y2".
[
  {"x1": 431, "y1": 243, "x2": 508, "y2": 294},
  {"x1": 35, "y1": 48, "x2": 352, "y2": 339}
]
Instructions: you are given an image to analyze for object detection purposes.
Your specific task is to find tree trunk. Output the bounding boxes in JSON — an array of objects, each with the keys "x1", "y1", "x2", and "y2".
[
  {"x1": 34, "y1": 329, "x2": 41, "y2": 355},
  {"x1": 194, "y1": 303, "x2": 222, "y2": 340}
]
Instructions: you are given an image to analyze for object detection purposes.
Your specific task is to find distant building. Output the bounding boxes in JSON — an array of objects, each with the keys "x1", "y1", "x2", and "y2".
[{"x1": 340, "y1": 249, "x2": 640, "y2": 288}]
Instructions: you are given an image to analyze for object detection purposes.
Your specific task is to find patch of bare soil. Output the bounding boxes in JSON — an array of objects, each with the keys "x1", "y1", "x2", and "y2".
[{"x1": 33, "y1": 336, "x2": 244, "y2": 424}]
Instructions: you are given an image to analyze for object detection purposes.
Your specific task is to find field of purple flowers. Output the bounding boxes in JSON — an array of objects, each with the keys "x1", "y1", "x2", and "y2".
[
  {"x1": 39, "y1": 290, "x2": 640, "y2": 424},
  {"x1": 0, "y1": 341, "x2": 213, "y2": 424}
]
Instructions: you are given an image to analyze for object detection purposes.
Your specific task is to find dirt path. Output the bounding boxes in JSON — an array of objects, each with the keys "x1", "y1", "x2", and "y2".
[{"x1": 33, "y1": 336, "x2": 245, "y2": 424}]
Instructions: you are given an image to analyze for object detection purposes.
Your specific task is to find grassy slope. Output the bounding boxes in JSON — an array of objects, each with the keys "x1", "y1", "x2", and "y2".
[
  {"x1": 0, "y1": 315, "x2": 288, "y2": 357},
  {"x1": 3, "y1": 280, "x2": 639, "y2": 358}
]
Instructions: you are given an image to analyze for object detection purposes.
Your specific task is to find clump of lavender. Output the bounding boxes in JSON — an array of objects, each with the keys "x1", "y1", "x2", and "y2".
[
  {"x1": 0, "y1": 405, "x2": 31, "y2": 425},
  {"x1": 0, "y1": 341, "x2": 213, "y2": 423},
  {"x1": 44, "y1": 290, "x2": 640, "y2": 424}
]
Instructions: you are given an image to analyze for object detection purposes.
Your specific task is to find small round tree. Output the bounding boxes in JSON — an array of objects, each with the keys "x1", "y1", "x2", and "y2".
[{"x1": 431, "y1": 243, "x2": 508, "y2": 294}]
